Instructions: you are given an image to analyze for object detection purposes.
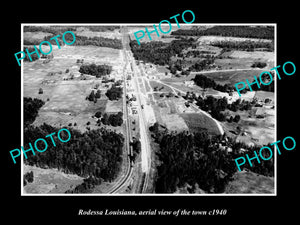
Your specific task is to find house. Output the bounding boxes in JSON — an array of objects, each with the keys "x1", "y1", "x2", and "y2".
[{"x1": 183, "y1": 80, "x2": 194, "y2": 87}]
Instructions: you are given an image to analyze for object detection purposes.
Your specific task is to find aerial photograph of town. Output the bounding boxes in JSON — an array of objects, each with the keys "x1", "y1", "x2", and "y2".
[{"x1": 22, "y1": 24, "x2": 275, "y2": 195}]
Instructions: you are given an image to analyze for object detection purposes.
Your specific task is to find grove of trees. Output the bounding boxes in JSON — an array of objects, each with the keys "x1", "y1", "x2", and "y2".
[
  {"x1": 211, "y1": 40, "x2": 274, "y2": 52},
  {"x1": 171, "y1": 26, "x2": 274, "y2": 40},
  {"x1": 101, "y1": 112, "x2": 123, "y2": 127},
  {"x1": 79, "y1": 64, "x2": 112, "y2": 78},
  {"x1": 193, "y1": 74, "x2": 234, "y2": 93},
  {"x1": 149, "y1": 123, "x2": 274, "y2": 193},
  {"x1": 24, "y1": 97, "x2": 45, "y2": 126},
  {"x1": 23, "y1": 171, "x2": 34, "y2": 186},
  {"x1": 24, "y1": 123, "x2": 124, "y2": 184},
  {"x1": 105, "y1": 84, "x2": 123, "y2": 101}
]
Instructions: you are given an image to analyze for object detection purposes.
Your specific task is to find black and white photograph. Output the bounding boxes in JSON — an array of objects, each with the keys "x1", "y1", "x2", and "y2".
[
  {"x1": 3, "y1": 4, "x2": 299, "y2": 224},
  {"x1": 21, "y1": 24, "x2": 276, "y2": 195}
]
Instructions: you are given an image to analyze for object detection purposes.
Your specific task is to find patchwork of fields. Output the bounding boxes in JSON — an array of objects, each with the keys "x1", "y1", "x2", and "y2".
[{"x1": 23, "y1": 25, "x2": 276, "y2": 195}]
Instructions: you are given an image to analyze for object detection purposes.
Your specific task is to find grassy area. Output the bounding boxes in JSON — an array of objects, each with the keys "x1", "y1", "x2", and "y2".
[
  {"x1": 24, "y1": 46, "x2": 123, "y2": 133},
  {"x1": 180, "y1": 112, "x2": 221, "y2": 135},
  {"x1": 225, "y1": 170, "x2": 274, "y2": 194},
  {"x1": 149, "y1": 80, "x2": 174, "y2": 93},
  {"x1": 23, "y1": 165, "x2": 84, "y2": 194},
  {"x1": 203, "y1": 69, "x2": 265, "y2": 86}
]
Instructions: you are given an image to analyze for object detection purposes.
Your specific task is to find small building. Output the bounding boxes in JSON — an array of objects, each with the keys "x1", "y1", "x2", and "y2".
[{"x1": 183, "y1": 80, "x2": 194, "y2": 87}]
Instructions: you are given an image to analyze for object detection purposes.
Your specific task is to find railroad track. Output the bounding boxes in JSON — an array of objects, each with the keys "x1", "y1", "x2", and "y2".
[{"x1": 106, "y1": 27, "x2": 132, "y2": 194}]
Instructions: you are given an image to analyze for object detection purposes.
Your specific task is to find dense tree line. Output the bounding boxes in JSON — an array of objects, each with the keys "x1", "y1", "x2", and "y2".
[
  {"x1": 24, "y1": 123, "x2": 124, "y2": 184},
  {"x1": 193, "y1": 74, "x2": 234, "y2": 92},
  {"x1": 70, "y1": 35, "x2": 122, "y2": 49},
  {"x1": 23, "y1": 171, "x2": 34, "y2": 186},
  {"x1": 171, "y1": 26, "x2": 274, "y2": 40},
  {"x1": 24, "y1": 27, "x2": 122, "y2": 49},
  {"x1": 79, "y1": 64, "x2": 112, "y2": 77},
  {"x1": 149, "y1": 124, "x2": 274, "y2": 193},
  {"x1": 24, "y1": 26, "x2": 76, "y2": 35},
  {"x1": 211, "y1": 40, "x2": 274, "y2": 52},
  {"x1": 101, "y1": 112, "x2": 123, "y2": 127},
  {"x1": 24, "y1": 97, "x2": 45, "y2": 126},
  {"x1": 24, "y1": 25, "x2": 119, "y2": 34},
  {"x1": 87, "y1": 26, "x2": 120, "y2": 32},
  {"x1": 106, "y1": 84, "x2": 123, "y2": 101}
]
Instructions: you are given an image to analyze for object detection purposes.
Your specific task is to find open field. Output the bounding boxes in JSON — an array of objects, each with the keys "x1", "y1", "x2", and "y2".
[
  {"x1": 24, "y1": 46, "x2": 124, "y2": 133},
  {"x1": 23, "y1": 165, "x2": 84, "y2": 194},
  {"x1": 74, "y1": 27, "x2": 122, "y2": 39},
  {"x1": 215, "y1": 50, "x2": 275, "y2": 70},
  {"x1": 180, "y1": 113, "x2": 222, "y2": 135},
  {"x1": 225, "y1": 170, "x2": 274, "y2": 194},
  {"x1": 200, "y1": 69, "x2": 266, "y2": 86}
]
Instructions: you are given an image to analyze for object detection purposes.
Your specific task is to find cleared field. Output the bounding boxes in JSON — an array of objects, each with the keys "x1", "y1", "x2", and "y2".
[
  {"x1": 24, "y1": 46, "x2": 124, "y2": 133},
  {"x1": 24, "y1": 165, "x2": 83, "y2": 194},
  {"x1": 216, "y1": 50, "x2": 275, "y2": 70},
  {"x1": 74, "y1": 27, "x2": 122, "y2": 39},
  {"x1": 24, "y1": 31, "x2": 53, "y2": 41},
  {"x1": 127, "y1": 26, "x2": 177, "y2": 43},
  {"x1": 202, "y1": 69, "x2": 266, "y2": 86},
  {"x1": 105, "y1": 99, "x2": 123, "y2": 113},
  {"x1": 180, "y1": 112, "x2": 222, "y2": 135},
  {"x1": 225, "y1": 171, "x2": 274, "y2": 194},
  {"x1": 160, "y1": 113, "x2": 189, "y2": 132}
]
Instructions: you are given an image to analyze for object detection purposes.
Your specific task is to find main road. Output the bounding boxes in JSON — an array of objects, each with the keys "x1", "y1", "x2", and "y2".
[
  {"x1": 121, "y1": 26, "x2": 152, "y2": 193},
  {"x1": 108, "y1": 26, "x2": 152, "y2": 193}
]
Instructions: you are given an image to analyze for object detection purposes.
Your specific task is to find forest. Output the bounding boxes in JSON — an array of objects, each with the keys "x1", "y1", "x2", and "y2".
[
  {"x1": 193, "y1": 74, "x2": 234, "y2": 92},
  {"x1": 211, "y1": 40, "x2": 274, "y2": 52},
  {"x1": 23, "y1": 97, "x2": 124, "y2": 193},
  {"x1": 79, "y1": 64, "x2": 112, "y2": 77},
  {"x1": 67, "y1": 35, "x2": 122, "y2": 49},
  {"x1": 171, "y1": 26, "x2": 274, "y2": 39},
  {"x1": 149, "y1": 123, "x2": 274, "y2": 193},
  {"x1": 24, "y1": 97, "x2": 45, "y2": 126},
  {"x1": 24, "y1": 123, "x2": 124, "y2": 184}
]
